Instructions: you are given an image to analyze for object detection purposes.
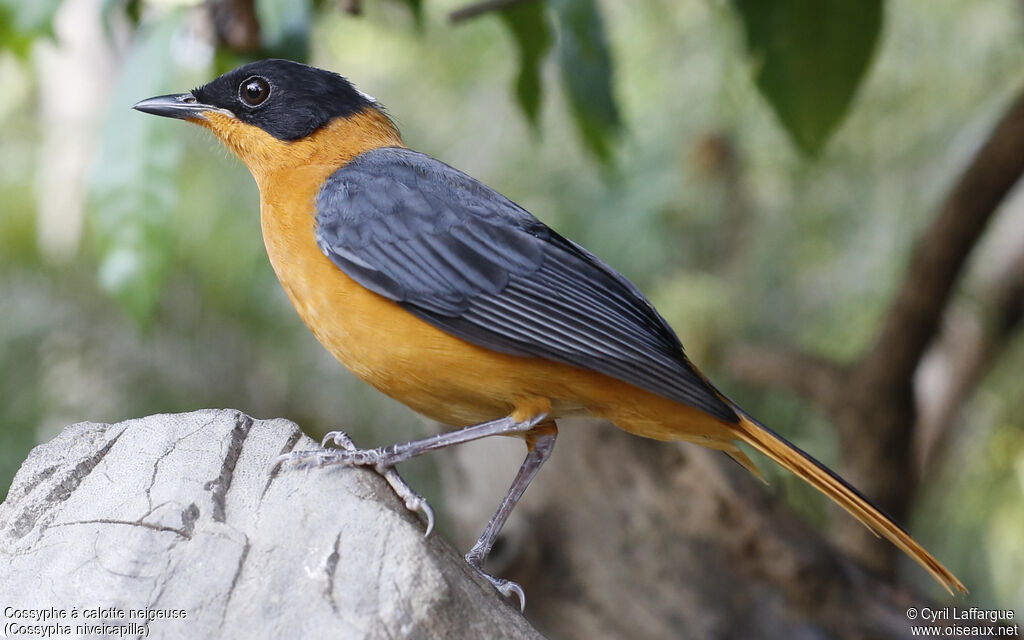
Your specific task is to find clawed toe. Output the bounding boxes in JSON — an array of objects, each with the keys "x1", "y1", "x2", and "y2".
[
  {"x1": 406, "y1": 491, "x2": 436, "y2": 537},
  {"x1": 495, "y1": 578, "x2": 526, "y2": 612},
  {"x1": 380, "y1": 467, "x2": 435, "y2": 536},
  {"x1": 278, "y1": 416, "x2": 550, "y2": 614},
  {"x1": 467, "y1": 553, "x2": 526, "y2": 611},
  {"x1": 321, "y1": 430, "x2": 357, "y2": 449},
  {"x1": 278, "y1": 434, "x2": 435, "y2": 537},
  {"x1": 276, "y1": 448, "x2": 342, "y2": 468},
  {"x1": 412, "y1": 498, "x2": 435, "y2": 537},
  {"x1": 275, "y1": 443, "x2": 383, "y2": 469},
  {"x1": 476, "y1": 569, "x2": 526, "y2": 612}
]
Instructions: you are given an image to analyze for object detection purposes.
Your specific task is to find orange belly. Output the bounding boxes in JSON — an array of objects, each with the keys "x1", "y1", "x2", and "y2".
[{"x1": 256, "y1": 168, "x2": 736, "y2": 445}]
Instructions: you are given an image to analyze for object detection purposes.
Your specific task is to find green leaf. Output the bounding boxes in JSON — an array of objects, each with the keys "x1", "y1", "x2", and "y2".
[
  {"x1": 0, "y1": 10, "x2": 34, "y2": 58},
  {"x1": 0, "y1": 0, "x2": 62, "y2": 35},
  {"x1": 732, "y1": 0, "x2": 883, "y2": 156},
  {"x1": 255, "y1": 0, "x2": 312, "y2": 61},
  {"x1": 498, "y1": 0, "x2": 553, "y2": 126},
  {"x1": 89, "y1": 13, "x2": 188, "y2": 325},
  {"x1": 101, "y1": 0, "x2": 144, "y2": 36},
  {"x1": 0, "y1": 0, "x2": 62, "y2": 56},
  {"x1": 393, "y1": 0, "x2": 424, "y2": 27},
  {"x1": 549, "y1": 0, "x2": 621, "y2": 162}
]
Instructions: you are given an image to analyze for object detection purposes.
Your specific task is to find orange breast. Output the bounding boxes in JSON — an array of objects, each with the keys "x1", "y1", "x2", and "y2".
[
  {"x1": 258, "y1": 169, "x2": 563, "y2": 426},
  {"x1": 257, "y1": 173, "x2": 734, "y2": 447},
  {"x1": 233, "y1": 109, "x2": 733, "y2": 442}
]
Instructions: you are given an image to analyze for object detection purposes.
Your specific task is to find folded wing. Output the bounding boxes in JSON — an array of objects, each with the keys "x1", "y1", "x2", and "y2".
[{"x1": 315, "y1": 147, "x2": 737, "y2": 422}]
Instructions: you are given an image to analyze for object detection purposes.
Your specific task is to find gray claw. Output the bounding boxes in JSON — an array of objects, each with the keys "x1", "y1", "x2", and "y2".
[
  {"x1": 321, "y1": 430, "x2": 357, "y2": 449},
  {"x1": 276, "y1": 449, "x2": 325, "y2": 468},
  {"x1": 276, "y1": 448, "x2": 371, "y2": 469},
  {"x1": 411, "y1": 495, "x2": 435, "y2": 537},
  {"x1": 380, "y1": 467, "x2": 435, "y2": 537},
  {"x1": 467, "y1": 558, "x2": 526, "y2": 612},
  {"x1": 278, "y1": 435, "x2": 434, "y2": 536},
  {"x1": 489, "y1": 576, "x2": 526, "y2": 612}
]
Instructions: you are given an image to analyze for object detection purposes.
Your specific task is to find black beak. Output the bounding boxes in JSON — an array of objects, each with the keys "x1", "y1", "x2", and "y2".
[{"x1": 132, "y1": 92, "x2": 223, "y2": 120}]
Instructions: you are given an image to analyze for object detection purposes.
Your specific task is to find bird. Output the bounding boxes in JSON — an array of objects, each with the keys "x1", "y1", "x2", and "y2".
[{"x1": 134, "y1": 58, "x2": 966, "y2": 607}]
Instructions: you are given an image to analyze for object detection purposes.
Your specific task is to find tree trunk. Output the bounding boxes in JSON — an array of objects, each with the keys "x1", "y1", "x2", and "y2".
[{"x1": 438, "y1": 419, "x2": 999, "y2": 640}]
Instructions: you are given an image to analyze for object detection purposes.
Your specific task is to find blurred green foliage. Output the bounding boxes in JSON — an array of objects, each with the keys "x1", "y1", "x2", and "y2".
[
  {"x1": 0, "y1": 0, "x2": 62, "y2": 57},
  {"x1": 733, "y1": 0, "x2": 883, "y2": 155},
  {"x1": 0, "y1": 0, "x2": 1022, "y2": 611},
  {"x1": 392, "y1": 0, "x2": 424, "y2": 27},
  {"x1": 549, "y1": 0, "x2": 621, "y2": 161},
  {"x1": 255, "y1": 0, "x2": 312, "y2": 61},
  {"x1": 89, "y1": 13, "x2": 186, "y2": 325},
  {"x1": 498, "y1": 1, "x2": 551, "y2": 126}
]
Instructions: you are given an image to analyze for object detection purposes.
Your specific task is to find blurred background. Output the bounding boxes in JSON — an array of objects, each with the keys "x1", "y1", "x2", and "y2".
[{"x1": 1, "y1": 0, "x2": 1022, "y2": 636}]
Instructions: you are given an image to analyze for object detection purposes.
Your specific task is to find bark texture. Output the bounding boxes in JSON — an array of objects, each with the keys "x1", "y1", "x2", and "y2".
[
  {"x1": 0, "y1": 410, "x2": 541, "y2": 640},
  {"x1": 439, "y1": 420, "x2": 997, "y2": 640}
]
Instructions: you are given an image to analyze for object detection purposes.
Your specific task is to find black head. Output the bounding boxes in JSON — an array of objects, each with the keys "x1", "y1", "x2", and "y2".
[{"x1": 135, "y1": 59, "x2": 376, "y2": 141}]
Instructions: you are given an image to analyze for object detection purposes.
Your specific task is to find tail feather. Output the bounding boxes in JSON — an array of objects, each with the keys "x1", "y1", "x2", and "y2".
[
  {"x1": 722, "y1": 445, "x2": 768, "y2": 484},
  {"x1": 732, "y1": 411, "x2": 967, "y2": 595}
]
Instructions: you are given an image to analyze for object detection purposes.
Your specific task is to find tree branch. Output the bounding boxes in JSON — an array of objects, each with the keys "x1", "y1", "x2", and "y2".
[
  {"x1": 207, "y1": 0, "x2": 262, "y2": 52},
  {"x1": 720, "y1": 85, "x2": 1024, "y2": 575},
  {"x1": 437, "y1": 422, "x2": 1003, "y2": 639},
  {"x1": 832, "y1": 85, "x2": 1024, "y2": 571},
  {"x1": 915, "y1": 247, "x2": 1024, "y2": 476},
  {"x1": 860, "y1": 86, "x2": 1024, "y2": 391},
  {"x1": 723, "y1": 343, "x2": 849, "y2": 414},
  {"x1": 449, "y1": 0, "x2": 538, "y2": 24},
  {"x1": 338, "y1": 0, "x2": 362, "y2": 16}
]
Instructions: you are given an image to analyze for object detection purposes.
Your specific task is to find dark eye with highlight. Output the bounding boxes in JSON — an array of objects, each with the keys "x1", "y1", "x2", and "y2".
[{"x1": 239, "y1": 76, "x2": 271, "y2": 106}]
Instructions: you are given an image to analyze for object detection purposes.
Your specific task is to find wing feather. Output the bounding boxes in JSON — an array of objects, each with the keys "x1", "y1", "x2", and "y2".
[{"x1": 315, "y1": 147, "x2": 736, "y2": 422}]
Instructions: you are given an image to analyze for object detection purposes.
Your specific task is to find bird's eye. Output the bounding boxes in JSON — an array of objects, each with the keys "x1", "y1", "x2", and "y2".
[{"x1": 239, "y1": 76, "x2": 271, "y2": 107}]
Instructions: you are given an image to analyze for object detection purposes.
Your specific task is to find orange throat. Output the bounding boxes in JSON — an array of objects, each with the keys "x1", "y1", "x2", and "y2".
[
  {"x1": 191, "y1": 106, "x2": 405, "y2": 317},
  {"x1": 193, "y1": 107, "x2": 404, "y2": 191}
]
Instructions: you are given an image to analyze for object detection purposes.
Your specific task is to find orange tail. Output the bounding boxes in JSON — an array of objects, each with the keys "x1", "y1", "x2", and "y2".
[{"x1": 733, "y1": 412, "x2": 966, "y2": 595}]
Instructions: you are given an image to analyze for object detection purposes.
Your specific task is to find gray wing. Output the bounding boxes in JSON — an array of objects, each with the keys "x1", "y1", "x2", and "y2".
[{"x1": 315, "y1": 147, "x2": 737, "y2": 422}]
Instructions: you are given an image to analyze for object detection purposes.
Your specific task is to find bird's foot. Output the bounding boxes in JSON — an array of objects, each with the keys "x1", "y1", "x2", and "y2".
[
  {"x1": 467, "y1": 547, "x2": 525, "y2": 611},
  {"x1": 467, "y1": 561, "x2": 526, "y2": 612},
  {"x1": 277, "y1": 430, "x2": 384, "y2": 468},
  {"x1": 277, "y1": 431, "x2": 434, "y2": 536},
  {"x1": 321, "y1": 430, "x2": 357, "y2": 449},
  {"x1": 379, "y1": 467, "x2": 434, "y2": 536}
]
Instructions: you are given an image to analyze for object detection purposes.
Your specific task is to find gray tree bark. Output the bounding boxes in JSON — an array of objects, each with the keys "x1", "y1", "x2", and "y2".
[
  {"x1": 440, "y1": 420, "x2": 1011, "y2": 640},
  {"x1": 722, "y1": 85, "x2": 1024, "y2": 579},
  {"x1": 0, "y1": 410, "x2": 541, "y2": 640}
]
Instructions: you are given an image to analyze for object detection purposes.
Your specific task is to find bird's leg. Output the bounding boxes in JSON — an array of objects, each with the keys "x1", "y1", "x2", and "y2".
[
  {"x1": 276, "y1": 414, "x2": 548, "y2": 535},
  {"x1": 465, "y1": 424, "x2": 557, "y2": 612},
  {"x1": 288, "y1": 413, "x2": 547, "y2": 467},
  {"x1": 309, "y1": 430, "x2": 437, "y2": 535}
]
